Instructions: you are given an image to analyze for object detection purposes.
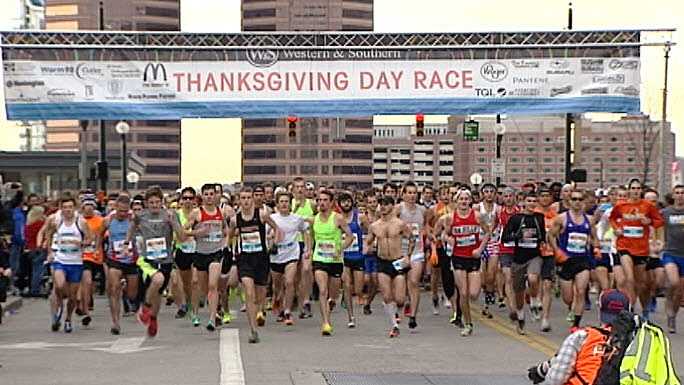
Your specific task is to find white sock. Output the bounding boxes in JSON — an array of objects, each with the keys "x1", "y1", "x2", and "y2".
[
  {"x1": 517, "y1": 310, "x2": 525, "y2": 320},
  {"x1": 384, "y1": 302, "x2": 397, "y2": 328}
]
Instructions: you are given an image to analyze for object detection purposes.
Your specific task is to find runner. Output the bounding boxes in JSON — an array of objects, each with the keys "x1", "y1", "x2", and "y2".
[
  {"x1": 548, "y1": 189, "x2": 599, "y2": 332},
  {"x1": 535, "y1": 187, "x2": 558, "y2": 332},
  {"x1": 78, "y1": 194, "x2": 104, "y2": 328},
  {"x1": 173, "y1": 187, "x2": 196, "y2": 320},
  {"x1": 552, "y1": 184, "x2": 573, "y2": 214},
  {"x1": 102, "y1": 195, "x2": 138, "y2": 335},
  {"x1": 446, "y1": 189, "x2": 490, "y2": 336},
  {"x1": 593, "y1": 186, "x2": 619, "y2": 293},
  {"x1": 427, "y1": 185, "x2": 453, "y2": 317},
  {"x1": 228, "y1": 186, "x2": 281, "y2": 343},
  {"x1": 496, "y1": 187, "x2": 520, "y2": 315},
  {"x1": 475, "y1": 183, "x2": 499, "y2": 319},
  {"x1": 186, "y1": 184, "x2": 229, "y2": 331},
  {"x1": 42, "y1": 193, "x2": 94, "y2": 333},
  {"x1": 127, "y1": 187, "x2": 186, "y2": 337},
  {"x1": 502, "y1": 192, "x2": 546, "y2": 335},
  {"x1": 218, "y1": 191, "x2": 238, "y2": 326},
  {"x1": 311, "y1": 190, "x2": 354, "y2": 336},
  {"x1": 644, "y1": 189, "x2": 666, "y2": 319},
  {"x1": 364, "y1": 195, "x2": 414, "y2": 338},
  {"x1": 609, "y1": 179, "x2": 664, "y2": 307},
  {"x1": 397, "y1": 182, "x2": 428, "y2": 329},
  {"x1": 291, "y1": 177, "x2": 316, "y2": 319},
  {"x1": 662, "y1": 184, "x2": 684, "y2": 333},
  {"x1": 361, "y1": 190, "x2": 380, "y2": 315},
  {"x1": 339, "y1": 191, "x2": 364, "y2": 328},
  {"x1": 269, "y1": 191, "x2": 311, "y2": 326}
]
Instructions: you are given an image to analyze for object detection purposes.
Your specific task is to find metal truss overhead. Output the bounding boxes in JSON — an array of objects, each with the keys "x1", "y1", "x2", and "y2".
[{"x1": 0, "y1": 29, "x2": 674, "y2": 50}]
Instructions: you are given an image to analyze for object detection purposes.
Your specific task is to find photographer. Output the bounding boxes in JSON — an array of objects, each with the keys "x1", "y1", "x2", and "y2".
[{"x1": 527, "y1": 289, "x2": 630, "y2": 385}]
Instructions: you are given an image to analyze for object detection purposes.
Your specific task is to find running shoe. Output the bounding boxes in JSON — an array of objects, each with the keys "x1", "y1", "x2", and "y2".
[
  {"x1": 64, "y1": 320, "x2": 73, "y2": 333},
  {"x1": 206, "y1": 320, "x2": 215, "y2": 332},
  {"x1": 530, "y1": 306, "x2": 541, "y2": 321},
  {"x1": 51, "y1": 305, "x2": 63, "y2": 332},
  {"x1": 569, "y1": 326, "x2": 580, "y2": 334},
  {"x1": 408, "y1": 316, "x2": 417, "y2": 329},
  {"x1": 443, "y1": 296, "x2": 452, "y2": 309},
  {"x1": 248, "y1": 330, "x2": 260, "y2": 344},
  {"x1": 328, "y1": 299, "x2": 336, "y2": 312},
  {"x1": 175, "y1": 304, "x2": 188, "y2": 319},
  {"x1": 256, "y1": 311, "x2": 266, "y2": 327},
  {"x1": 192, "y1": 315, "x2": 200, "y2": 327},
  {"x1": 516, "y1": 318, "x2": 526, "y2": 335},
  {"x1": 432, "y1": 296, "x2": 440, "y2": 315},
  {"x1": 147, "y1": 317, "x2": 158, "y2": 337},
  {"x1": 137, "y1": 305, "x2": 151, "y2": 327},
  {"x1": 110, "y1": 325, "x2": 121, "y2": 335},
  {"x1": 321, "y1": 323, "x2": 333, "y2": 336},
  {"x1": 389, "y1": 326, "x2": 400, "y2": 338},
  {"x1": 541, "y1": 318, "x2": 551, "y2": 333},
  {"x1": 81, "y1": 315, "x2": 92, "y2": 327},
  {"x1": 403, "y1": 303, "x2": 411, "y2": 317},
  {"x1": 566, "y1": 311, "x2": 574, "y2": 324},
  {"x1": 481, "y1": 307, "x2": 493, "y2": 319},
  {"x1": 276, "y1": 310, "x2": 285, "y2": 323},
  {"x1": 347, "y1": 317, "x2": 356, "y2": 329},
  {"x1": 395, "y1": 313, "x2": 401, "y2": 324},
  {"x1": 363, "y1": 304, "x2": 372, "y2": 315},
  {"x1": 460, "y1": 323, "x2": 473, "y2": 337},
  {"x1": 299, "y1": 302, "x2": 313, "y2": 319},
  {"x1": 667, "y1": 316, "x2": 676, "y2": 334},
  {"x1": 222, "y1": 312, "x2": 233, "y2": 325},
  {"x1": 284, "y1": 313, "x2": 294, "y2": 326},
  {"x1": 498, "y1": 297, "x2": 507, "y2": 309},
  {"x1": 240, "y1": 303, "x2": 247, "y2": 313}
]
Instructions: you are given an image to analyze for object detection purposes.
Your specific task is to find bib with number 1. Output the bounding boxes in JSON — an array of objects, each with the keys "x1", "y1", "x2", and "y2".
[
  {"x1": 146, "y1": 237, "x2": 168, "y2": 260},
  {"x1": 567, "y1": 232, "x2": 588, "y2": 253},
  {"x1": 623, "y1": 226, "x2": 644, "y2": 238},
  {"x1": 317, "y1": 240, "x2": 339, "y2": 262},
  {"x1": 241, "y1": 231, "x2": 263, "y2": 253}
]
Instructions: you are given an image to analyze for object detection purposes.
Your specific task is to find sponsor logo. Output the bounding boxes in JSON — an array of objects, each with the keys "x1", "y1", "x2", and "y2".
[
  {"x1": 512, "y1": 77, "x2": 548, "y2": 84},
  {"x1": 246, "y1": 49, "x2": 279, "y2": 68},
  {"x1": 47, "y1": 88, "x2": 76, "y2": 100},
  {"x1": 549, "y1": 60, "x2": 570, "y2": 69},
  {"x1": 614, "y1": 86, "x2": 639, "y2": 96},
  {"x1": 108, "y1": 80, "x2": 124, "y2": 96},
  {"x1": 4, "y1": 62, "x2": 36, "y2": 75},
  {"x1": 581, "y1": 59, "x2": 604, "y2": 74},
  {"x1": 592, "y1": 74, "x2": 625, "y2": 84},
  {"x1": 75, "y1": 63, "x2": 104, "y2": 80},
  {"x1": 475, "y1": 88, "x2": 495, "y2": 97},
  {"x1": 85, "y1": 84, "x2": 94, "y2": 97},
  {"x1": 550, "y1": 85, "x2": 572, "y2": 97},
  {"x1": 5, "y1": 80, "x2": 45, "y2": 88},
  {"x1": 511, "y1": 60, "x2": 540, "y2": 68},
  {"x1": 507, "y1": 88, "x2": 541, "y2": 97},
  {"x1": 143, "y1": 63, "x2": 169, "y2": 88},
  {"x1": 480, "y1": 61, "x2": 508, "y2": 82},
  {"x1": 40, "y1": 65, "x2": 75, "y2": 75},
  {"x1": 127, "y1": 92, "x2": 176, "y2": 100},
  {"x1": 476, "y1": 87, "x2": 540, "y2": 97},
  {"x1": 581, "y1": 87, "x2": 609, "y2": 95},
  {"x1": 609, "y1": 59, "x2": 639, "y2": 70},
  {"x1": 3, "y1": 63, "x2": 15, "y2": 72}
]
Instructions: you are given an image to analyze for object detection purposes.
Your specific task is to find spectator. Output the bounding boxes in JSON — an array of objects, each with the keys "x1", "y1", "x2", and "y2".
[{"x1": 25, "y1": 205, "x2": 46, "y2": 297}]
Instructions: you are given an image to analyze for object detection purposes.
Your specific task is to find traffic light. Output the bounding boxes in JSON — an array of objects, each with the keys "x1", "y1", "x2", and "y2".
[
  {"x1": 287, "y1": 116, "x2": 298, "y2": 138},
  {"x1": 416, "y1": 113, "x2": 425, "y2": 137}
]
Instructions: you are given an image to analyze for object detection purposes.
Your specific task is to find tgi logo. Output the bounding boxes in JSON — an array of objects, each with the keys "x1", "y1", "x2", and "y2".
[
  {"x1": 143, "y1": 62, "x2": 168, "y2": 88},
  {"x1": 246, "y1": 50, "x2": 279, "y2": 68}
]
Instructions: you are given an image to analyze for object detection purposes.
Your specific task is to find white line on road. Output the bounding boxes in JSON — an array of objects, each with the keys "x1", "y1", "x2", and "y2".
[
  {"x1": 89, "y1": 337, "x2": 160, "y2": 354},
  {"x1": 220, "y1": 329, "x2": 245, "y2": 385}
]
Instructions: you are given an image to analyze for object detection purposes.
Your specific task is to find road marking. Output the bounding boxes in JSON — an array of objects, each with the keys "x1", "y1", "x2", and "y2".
[
  {"x1": 471, "y1": 304, "x2": 558, "y2": 356},
  {"x1": 0, "y1": 341, "x2": 111, "y2": 350},
  {"x1": 220, "y1": 329, "x2": 245, "y2": 385},
  {"x1": 90, "y1": 337, "x2": 160, "y2": 354},
  {"x1": 0, "y1": 338, "x2": 160, "y2": 354}
]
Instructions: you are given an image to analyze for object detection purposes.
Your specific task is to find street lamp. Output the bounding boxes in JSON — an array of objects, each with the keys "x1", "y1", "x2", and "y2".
[
  {"x1": 494, "y1": 115, "x2": 506, "y2": 187},
  {"x1": 115, "y1": 120, "x2": 130, "y2": 191}
]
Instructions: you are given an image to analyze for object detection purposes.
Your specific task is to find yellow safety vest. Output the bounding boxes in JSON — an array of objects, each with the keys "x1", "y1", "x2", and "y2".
[{"x1": 620, "y1": 323, "x2": 681, "y2": 385}]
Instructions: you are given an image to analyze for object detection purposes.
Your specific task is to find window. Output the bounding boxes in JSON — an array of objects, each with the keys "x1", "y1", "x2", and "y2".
[
  {"x1": 146, "y1": 165, "x2": 179, "y2": 174},
  {"x1": 345, "y1": 134, "x2": 372, "y2": 144},
  {"x1": 289, "y1": 150, "x2": 297, "y2": 158},
  {"x1": 244, "y1": 166, "x2": 285, "y2": 175},
  {"x1": 544, "y1": 147, "x2": 552, "y2": 152},
  {"x1": 139, "y1": 150, "x2": 179, "y2": 159},
  {"x1": 527, "y1": 168, "x2": 535, "y2": 173},
  {"x1": 321, "y1": 165, "x2": 329, "y2": 174},
  {"x1": 289, "y1": 166, "x2": 297, "y2": 174},
  {"x1": 244, "y1": 134, "x2": 279, "y2": 144},
  {"x1": 244, "y1": 150, "x2": 285, "y2": 159},
  {"x1": 301, "y1": 150, "x2": 317, "y2": 159},
  {"x1": 321, "y1": 150, "x2": 329, "y2": 158},
  {"x1": 478, "y1": 147, "x2": 486, "y2": 153},
  {"x1": 244, "y1": 119, "x2": 278, "y2": 128},
  {"x1": 627, "y1": 157, "x2": 634, "y2": 163},
  {"x1": 136, "y1": 22, "x2": 179, "y2": 31},
  {"x1": 344, "y1": 119, "x2": 372, "y2": 128},
  {"x1": 509, "y1": 157, "x2": 520, "y2": 163},
  {"x1": 344, "y1": 0, "x2": 373, "y2": 4},
  {"x1": 526, "y1": 137, "x2": 536, "y2": 143},
  {"x1": 610, "y1": 147, "x2": 619, "y2": 152},
  {"x1": 610, "y1": 137, "x2": 618, "y2": 142},
  {"x1": 543, "y1": 157, "x2": 553, "y2": 163},
  {"x1": 593, "y1": 157, "x2": 602, "y2": 162},
  {"x1": 609, "y1": 157, "x2": 619, "y2": 162},
  {"x1": 243, "y1": 8, "x2": 276, "y2": 18},
  {"x1": 144, "y1": 7, "x2": 179, "y2": 18},
  {"x1": 594, "y1": 137, "x2": 602, "y2": 142},
  {"x1": 342, "y1": 24, "x2": 372, "y2": 31},
  {"x1": 526, "y1": 147, "x2": 536, "y2": 153},
  {"x1": 333, "y1": 150, "x2": 372, "y2": 160},
  {"x1": 511, "y1": 168, "x2": 520, "y2": 173},
  {"x1": 510, "y1": 147, "x2": 519, "y2": 153},
  {"x1": 243, "y1": 24, "x2": 276, "y2": 31},
  {"x1": 511, "y1": 178, "x2": 520, "y2": 183},
  {"x1": 478, "y1": 157, "x2": 486, "y2": 163},
  {"x1": 526, "y1": 157, "x2": 535, "y2": 163},
  {"x1": 138, "y1": 134, "x2": 179, "y2": 143},
  {"x1": 439, "y1": 171, "x2": 454, "y2": 176},
  {"x1": 342, "y1": 9, "x2": 373, "y2": 19},
  {"x1": 543, "y1": 168, "x2": 553, "y2": 173},
  {"x1": 301, "y1": 165, "x2": 318, "y2": 174},
  {"x1": 333, "y1": 166, "x2": 372, "y2": 175},
  {"x1": 508, "y1": 137, "x2": 519, "y2": 143}
]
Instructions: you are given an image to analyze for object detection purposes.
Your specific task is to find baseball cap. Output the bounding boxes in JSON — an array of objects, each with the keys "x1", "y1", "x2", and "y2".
[
  {"x1": 81, "y1": 193, "x2": 97, "y2": 207},
  {"x1": 599, "y1": 289, "x2": 630, "y2": 324}
]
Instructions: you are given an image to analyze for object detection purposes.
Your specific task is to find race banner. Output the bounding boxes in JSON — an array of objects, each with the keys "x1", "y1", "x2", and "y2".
[{"x1": 2, "y1": 53, "x2": 640, "y2": 120}]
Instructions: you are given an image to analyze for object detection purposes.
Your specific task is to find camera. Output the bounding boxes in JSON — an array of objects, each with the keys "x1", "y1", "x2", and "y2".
[{"x1": 527, "y1": 360, "x2": 551, "y2": 384}]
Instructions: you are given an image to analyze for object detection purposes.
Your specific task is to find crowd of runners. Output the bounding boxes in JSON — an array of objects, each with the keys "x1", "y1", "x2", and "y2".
[{"x1": 1, "y1": 177, "x2": 683, "y2": 344}]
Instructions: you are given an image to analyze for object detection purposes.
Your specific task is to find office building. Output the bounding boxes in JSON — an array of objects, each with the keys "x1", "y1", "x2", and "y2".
[
  {"x1": 44, "y1": 0, "x2": 181, "y2": 190},
  {"x1": 241, "y1": 0, "x2": 374, "y2": 189}
]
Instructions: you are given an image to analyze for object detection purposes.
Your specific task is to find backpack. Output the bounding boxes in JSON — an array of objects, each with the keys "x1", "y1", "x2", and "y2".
[
  {"x1": 619, "y1": 322, "x2": 681, "y2": 385},
  {"x1": 594, "y1": 311, "x2": 640, "y2": 385}
]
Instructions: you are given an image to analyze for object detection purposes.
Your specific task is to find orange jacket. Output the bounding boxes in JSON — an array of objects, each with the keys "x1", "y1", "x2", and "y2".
[
  {"x1": 609, "y1": 200, "x2": 663, "y2": 256},
  {"x1": 82, "y1": 214, "x2": 104, "y2": 264},
  {"x1": 566, "y1": 327, "x2": 611, "y2": 385}
]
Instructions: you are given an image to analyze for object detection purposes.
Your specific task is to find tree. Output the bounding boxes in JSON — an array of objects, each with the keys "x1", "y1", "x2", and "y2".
[{"x1": 624, "y1": 115, "x2": 660, "y2": 187}]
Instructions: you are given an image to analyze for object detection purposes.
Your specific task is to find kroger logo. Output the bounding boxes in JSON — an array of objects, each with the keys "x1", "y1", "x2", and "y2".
[
  {"x1": 246, "y1": 49, "x2": 279, "y2": 68},
  {"x1": 480, "y1": 61, "x2": 508, "y2": 82}
]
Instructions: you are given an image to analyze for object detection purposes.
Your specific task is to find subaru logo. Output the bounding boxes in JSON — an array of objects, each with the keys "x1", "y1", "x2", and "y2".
[
  {"x1": 480, "y1": 61, "x2": 508, "y2": 82},
  {"x1": 246, "y1": 50, "x2": 278, "y2": 68},
  {"x1": 143, "y1": 63, "x2": 167, "y2": 82}
]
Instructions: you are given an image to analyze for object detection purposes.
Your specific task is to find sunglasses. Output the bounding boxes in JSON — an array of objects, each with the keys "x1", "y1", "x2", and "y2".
[
  {"x1": 570, "y1": 197, "x2": 583, "y2": 201},
  {"x1": 630, "y1": 187, "x2": 642, "y2": 190},
  {"x1": 182, "y1": 196, "x2": 194, "y2": 200}
]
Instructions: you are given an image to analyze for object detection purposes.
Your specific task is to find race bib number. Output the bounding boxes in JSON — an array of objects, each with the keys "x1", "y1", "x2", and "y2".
[
  {"x1": 410, "y1": 223, "x2": 421, "y2": 238},
  {"x1": 344, "y1": 233, "x2": 359, "y2": 253},
  {"x1": 456, "y1": 234, "x2": 476, "y2": 247},
  {"x1": 317, "y1": 240, "x2": 338, "y2": 261},
  {"x1": 113, "y1": 240, "x2": 126, "y2": 253},
  {"x1": 445, "y1": 242, "x2": 453, "y2": 256},
  {"x1": 240, "y1": 231, "x2": 263, "y2": 253},
  {"x1": 600, "y1": 239, "x2": 612, "y2": 254},
  {"x1": 567, "y1": 232, "x2": 588, "y2": 254},
  {"x1": 520, "y1": 228, "x2": 538, "y2": 249},
  {"x1": 669, "y1": 215, "x2": 684, "y2": 226},
  {"x1": 207, "y1": 231, "x2": 223, "y2": 243},
  {"x1": 145, "y1": 237, "x2": 168, "y2": 260},
  {"x1": 83, "y1": 242, "x2": 96, "y2": 254},
  {"x1": 180, "y1": 239, "x2": 196, "y2": 253},
  {"x1": 623, "y1": 226, "x2": 644, "y2": 238}
]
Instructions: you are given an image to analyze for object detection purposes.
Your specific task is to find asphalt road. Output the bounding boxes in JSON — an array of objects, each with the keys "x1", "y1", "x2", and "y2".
[{"x1": 1, "y1": 289, "x2": 683, "y2": 385}]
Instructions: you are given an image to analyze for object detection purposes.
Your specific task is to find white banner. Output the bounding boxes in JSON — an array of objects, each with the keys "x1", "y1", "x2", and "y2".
[{"x1": 2, "y1": 56, "x2": 640, "y2": 119}]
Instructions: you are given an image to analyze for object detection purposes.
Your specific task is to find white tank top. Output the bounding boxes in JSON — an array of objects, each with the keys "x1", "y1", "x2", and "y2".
[{"x1": 54, "y1": 217, "x2": 83, "y2": 265}]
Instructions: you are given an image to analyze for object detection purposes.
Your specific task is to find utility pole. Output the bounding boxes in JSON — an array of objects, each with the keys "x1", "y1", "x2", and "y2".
[
  {"x1": 79, "y1": 120, "x2": 88, "y2": 190},
  {"x1": 495, "y1": 114, "x2": 503, "y2": 187},
  {"x1": 658, "y1": 42, "x2": 671, "y2": 196},
  {"x1": 95, "y1": 1, "x2": 108, "y2": 194},
  {"x1": 564, "y1": 2, "x2": 574, "y2": 183}
]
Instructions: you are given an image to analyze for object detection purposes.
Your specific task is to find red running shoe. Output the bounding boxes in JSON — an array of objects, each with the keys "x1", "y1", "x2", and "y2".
[
  {"x1": 137, "y1": 305, "x2": 151, "y2": 327},
  {"x1": 147, "y1": 316, "x2": 158, "y2": 337}
]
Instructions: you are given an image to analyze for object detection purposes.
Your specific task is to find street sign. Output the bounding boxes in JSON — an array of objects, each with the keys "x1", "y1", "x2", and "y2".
[
  {"x1": 463, "y1": 120, "x2": 479, "y2": 141},
  {"x1": 469, "y1": 173, "x2": 483, "y2": 186},
  {"x1": 491, "y1": 158, "x2": 505, "y2": 177}
]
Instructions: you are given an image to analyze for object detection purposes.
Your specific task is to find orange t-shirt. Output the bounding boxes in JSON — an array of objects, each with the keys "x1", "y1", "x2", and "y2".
[
  {"x1": 609, "y1": 199, "x2": 663, "y2": 256},
  {"x1": 535, "y1": 206, "x2": 558, "y2": 257},
  {"x1": 82, "y1": 214, "x2": 105, "y2": 264}
]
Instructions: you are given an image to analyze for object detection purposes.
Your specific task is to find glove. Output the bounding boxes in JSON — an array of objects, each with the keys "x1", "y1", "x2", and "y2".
[
  {"x1": 555, "y1": 249, "x2": 569, "y2": 264},
  {"x1": 528, "y1": 365, "x2": 546, "y2": 384}
]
